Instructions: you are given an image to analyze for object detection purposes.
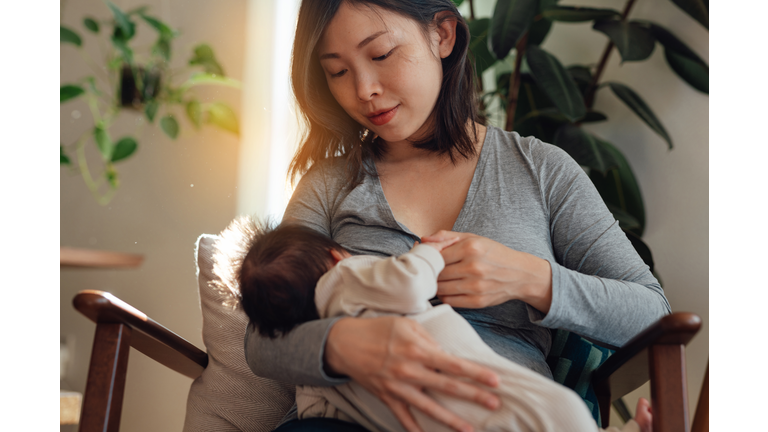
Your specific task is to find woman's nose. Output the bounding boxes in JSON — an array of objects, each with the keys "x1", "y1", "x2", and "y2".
[{"x1": 355, "y1": 72, "x2": 381, "y2": 101}]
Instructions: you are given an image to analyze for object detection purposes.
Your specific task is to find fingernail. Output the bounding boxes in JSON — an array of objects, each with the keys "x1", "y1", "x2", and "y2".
[
  {"x1": 461, "y1": 426, "x2": 474, "y2": 432},
  {"x1": 486, "y1": 396, "x2": 500, "y2": 410}
]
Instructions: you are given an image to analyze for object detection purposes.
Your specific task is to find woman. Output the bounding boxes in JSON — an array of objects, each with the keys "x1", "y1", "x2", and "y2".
[{"x1": 244, "y1": 1, "x2": 670, "y2": 431}]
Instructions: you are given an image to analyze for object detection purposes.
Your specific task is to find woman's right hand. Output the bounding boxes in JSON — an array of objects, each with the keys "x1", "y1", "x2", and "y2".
[{"x1": 324, "y1": 316, "x2": 501, "y2": 432}]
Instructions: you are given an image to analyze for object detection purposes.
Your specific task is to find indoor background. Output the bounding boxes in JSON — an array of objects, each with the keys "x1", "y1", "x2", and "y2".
[{"x1": 60, "y1": 0, "x2": 709, "y2": 430}]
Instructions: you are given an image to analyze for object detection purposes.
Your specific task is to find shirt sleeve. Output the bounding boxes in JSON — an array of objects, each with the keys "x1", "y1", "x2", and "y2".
[
  {"x1": 325, "y1": 245, "x2": 444, "y2": 317},
  {"x1": 243, "y1": 163, "x2": 349, "y2": 386},
  {"x1": 528, "y1": 139, "x2": 672, "y2": 347}
]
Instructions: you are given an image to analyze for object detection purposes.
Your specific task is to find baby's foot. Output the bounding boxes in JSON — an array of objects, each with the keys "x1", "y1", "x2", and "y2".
[{"x1": 634, "y1": 398, "x2": 652, "y2": 432}]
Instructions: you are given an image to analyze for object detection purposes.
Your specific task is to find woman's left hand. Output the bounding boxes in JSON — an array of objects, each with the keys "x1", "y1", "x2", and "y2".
[{"x1": 421, "y1": 230, "x2": 553, "y2": 313}]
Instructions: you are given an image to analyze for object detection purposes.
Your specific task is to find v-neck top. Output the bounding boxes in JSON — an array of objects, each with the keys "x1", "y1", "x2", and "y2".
[
  {"x1": 244, "y1": 126, "x2": 671, "y2": 385},
  {"x1": 369, "y1": 129, "x2": 487, "y2": 238}
]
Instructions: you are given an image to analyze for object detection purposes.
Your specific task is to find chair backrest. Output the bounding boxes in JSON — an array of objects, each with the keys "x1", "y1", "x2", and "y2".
[{"x1": 183, "y1": 235, "x2": 295, "y2": 431}]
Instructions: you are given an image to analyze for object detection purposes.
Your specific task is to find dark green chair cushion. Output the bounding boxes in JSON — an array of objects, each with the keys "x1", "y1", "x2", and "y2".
[{"x1": 546, "y1": 329, "x2": 614, "y2": 427}]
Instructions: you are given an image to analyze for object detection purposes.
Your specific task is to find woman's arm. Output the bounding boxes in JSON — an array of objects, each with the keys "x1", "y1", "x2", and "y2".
[
  {"x1": 424, "y1": 139, "x2": 670, "y2": 348},
  {"x1": 244, "y1": 161, "x2": 501, "y2": 432}
]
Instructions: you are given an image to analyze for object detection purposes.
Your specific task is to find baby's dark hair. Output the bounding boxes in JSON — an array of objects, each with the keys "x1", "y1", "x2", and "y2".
[{"x1": 238, "y1": 223, "x2": 346, "y2": 339}]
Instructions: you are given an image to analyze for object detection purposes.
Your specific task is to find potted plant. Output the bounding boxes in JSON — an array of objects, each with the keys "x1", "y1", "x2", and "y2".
[
  {"x1": 60, "y1": 1, "x2": 241, "y2": 204},
  {"x1": 457, "y1": 0, "x2": 708, "y2": 273}
]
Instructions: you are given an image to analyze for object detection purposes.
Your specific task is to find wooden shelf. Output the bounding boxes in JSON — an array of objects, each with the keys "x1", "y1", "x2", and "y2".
[{"x1": 60, "y1": 247, "x2": 144, "y2": 269}]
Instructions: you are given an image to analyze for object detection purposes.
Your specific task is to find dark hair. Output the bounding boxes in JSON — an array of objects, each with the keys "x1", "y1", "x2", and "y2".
[
  {"x1": 238, "y1": 223, "x2": 345, "y2": 338},
  {"x1": 289, "y1": 0, "x2": 484, "y2": 187}
]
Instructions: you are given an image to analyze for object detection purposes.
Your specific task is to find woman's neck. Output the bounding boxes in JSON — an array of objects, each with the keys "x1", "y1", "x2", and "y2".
[{"x1": 376, "y1": 122, "x2": 487, "y2": 167}]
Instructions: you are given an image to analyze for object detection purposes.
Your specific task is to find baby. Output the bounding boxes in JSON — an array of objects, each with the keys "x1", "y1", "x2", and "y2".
[{"x1": 221, "y1": 217, "x2": 651, "y2": 432}]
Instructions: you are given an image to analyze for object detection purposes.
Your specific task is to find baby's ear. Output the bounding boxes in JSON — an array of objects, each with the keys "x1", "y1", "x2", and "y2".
[{"x1": 329, "y1": 248, "x2": 347, "y2": 265}]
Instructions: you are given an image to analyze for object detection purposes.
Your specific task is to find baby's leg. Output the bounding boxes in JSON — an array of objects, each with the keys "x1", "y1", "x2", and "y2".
[{"x1": 411, "y1": 305, "x2": 599, "y2": 432}]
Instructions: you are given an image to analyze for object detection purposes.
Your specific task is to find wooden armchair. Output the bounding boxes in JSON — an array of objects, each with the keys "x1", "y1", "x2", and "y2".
[{"x1": 72, "y1": 290, "x2": 706, "y2": 432}]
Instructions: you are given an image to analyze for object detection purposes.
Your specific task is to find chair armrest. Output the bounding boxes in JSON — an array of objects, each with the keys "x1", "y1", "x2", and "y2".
[
  {"x1": 592, "y1": 311, "x2": 701, "y2": 402},
  {"x1": 73, "y1": 290, "x2": 208, "y2": 379}
]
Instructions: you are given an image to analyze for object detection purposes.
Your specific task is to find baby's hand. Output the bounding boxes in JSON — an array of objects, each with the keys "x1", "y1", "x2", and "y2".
[{"x1": 420, "y1": 236, "x2": 460, "y2": 252}]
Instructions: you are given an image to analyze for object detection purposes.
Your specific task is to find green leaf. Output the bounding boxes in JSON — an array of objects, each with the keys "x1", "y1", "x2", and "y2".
[
  {"x1": 93, "y1": 125, "x2": 113, "y2": 161},
  {"x1": 153, "y1": 38, "x2": 172, "y2": 62},
  {"x1": 665, "y1": 49, "x2": 708, "y2": 94},
  {"x1": 467, "y1": 18, "x2": 496, "y2": 77},
  {"x1": 160, "y1": 115, "x2": 180, "y2": 139},
  {"x1": 451, "y1": 0, "x2": 464, "y2": 6},
  {"x1": 111, "y1": 36, "x2": 134, "y2": 64},
  {"x1": 542, "y1": 6, "x2": 620, "y2": 22},
  {"x1": 607, "y1": 204, "x2": 641, "y2": 231},
  {"x1": 178, "y1": 72, "x2": 241, "y2": 93},
  {"x1": 144, "y1": 100, "x2": 159, "y2": 122},
  {"x1": 553, "y1": 124, "x2": 618, "y2": 173},
  {"x1": 106, "y1": 1, "x2": 135, "y2": 40},
  {"x1": 188, "y1": 44, "x2": 225, "y2": 76},
  {"x1": 206, "y1": 102, "x2": 239, "y2": 135},
  {"x1": 581, "y1": 111, "x2": 608, "y2": 123},
  {"x1": 592, "y1": 20, "x2": 656, "y2": 62},
  {"x1": 670, "y1": 0, "x2": 708, "y2": 29},
  {"x1": 140, "y1": 14, "x2": 176, "y2": 39},
  {"x1": 527, "y1": 17, "x2": 553, "y2": 46},
  {"x1": 83, "y1": 17, "x2": 99, "y2": 33},
  {"x1": 589, "y1": 141, "x2": 646, "y2": 235},
  {"x1": 511, "y1": 73, "x2": 555, "y2": 120},
  {"x1": 186, "y1": 100, "x2": 203, "y2": 128},
  {"x1": 60, "y1": 85, "x2": 85, "y2": 103},
  {"x1": 606, "y1": 82, "x2": 673, "y2": 149},
  {"x1": 60, "y1": 145, "x2": 71, "y2": 165},
  {"x1": 489, "y1": 0, "x2": 538, "y2": 60},
  {"x1": 525, "y1": 45, "x2": 586, "y2": 122},
  {"x1": 640, "y1": 22, "x2": 708, "y2": 93},
  {"x1": 60, "y1": 26, "x2": 82, "y2": 46},
  {"x1": 111, "y1": 137, "x2": 138, "y2": 162}
]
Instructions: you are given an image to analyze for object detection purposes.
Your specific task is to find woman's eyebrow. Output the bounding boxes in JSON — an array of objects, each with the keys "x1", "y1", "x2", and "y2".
[{"x1": 319, "y1": 30, "x2": 388, "y2": 60}]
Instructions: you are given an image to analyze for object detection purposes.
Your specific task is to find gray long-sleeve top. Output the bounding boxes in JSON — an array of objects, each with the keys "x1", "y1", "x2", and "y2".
[{"x1": 244, "y1": 126, "x2": 671, "y2": 385}]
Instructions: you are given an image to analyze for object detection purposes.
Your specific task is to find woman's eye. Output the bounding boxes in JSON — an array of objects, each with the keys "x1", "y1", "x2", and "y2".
[
  {"x1": 330, "y1": 69, "x2": 347, "y2": 78},
  {"x1": 374, "y1": 49, "x2": 395, "y2": 61}
]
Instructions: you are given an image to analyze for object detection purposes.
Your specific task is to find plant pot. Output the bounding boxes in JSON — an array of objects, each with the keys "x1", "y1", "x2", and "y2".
[{"x1": 120, "y1": 65, "x2": 161, "y2": 108}]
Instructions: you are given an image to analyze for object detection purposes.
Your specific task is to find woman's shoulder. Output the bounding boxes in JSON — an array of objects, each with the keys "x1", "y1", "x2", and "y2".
[
  {"x1": 296, "y1": 156, "x2": 350, "y2": 191},
  {"x1": 484, "y1": 125, "x2": 580, "y2": 174}
]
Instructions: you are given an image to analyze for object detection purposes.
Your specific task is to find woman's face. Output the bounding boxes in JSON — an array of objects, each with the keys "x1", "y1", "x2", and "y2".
[{"x1": 317, "y1": 2, "x2": 455, "y2": 145}]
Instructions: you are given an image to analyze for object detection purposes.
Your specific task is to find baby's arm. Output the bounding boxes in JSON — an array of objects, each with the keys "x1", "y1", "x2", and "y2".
[{"x1": 333, "y1": 244, "x2": 447, "y2": 315}]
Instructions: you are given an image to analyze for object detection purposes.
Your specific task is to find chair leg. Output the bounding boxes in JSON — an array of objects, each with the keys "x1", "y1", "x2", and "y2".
[
  {"x1": 691, "y1": 362, "x2": 708, "y2": 432},
  {"x1": 78, "y1": 323, "x2": 132, "y2": 432},
  {"x1": 649, "y1": 344, "x2": 689, "y2": 432}
]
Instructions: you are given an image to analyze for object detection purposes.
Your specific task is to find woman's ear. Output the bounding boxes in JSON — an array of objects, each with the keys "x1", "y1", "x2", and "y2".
[{"x1": 433, "y1": 11, "x2": 458, "y2": 59}]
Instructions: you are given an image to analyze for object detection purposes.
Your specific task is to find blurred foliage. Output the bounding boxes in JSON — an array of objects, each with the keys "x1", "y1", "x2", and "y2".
[
  {"x1": 462, "y1": 0, "x2": 708, "y2": 271},
  {"x1": 60, "y1": 1, "x2": 241, "y2": 205}
]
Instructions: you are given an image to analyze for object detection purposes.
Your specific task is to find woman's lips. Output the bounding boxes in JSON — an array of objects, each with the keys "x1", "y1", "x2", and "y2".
[{"x1": 367, "y1": 105, "x2": 399, "y2": 126}]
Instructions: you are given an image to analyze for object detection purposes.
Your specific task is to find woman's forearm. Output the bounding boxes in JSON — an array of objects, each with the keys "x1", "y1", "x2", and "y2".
[{"x1": 244, "y1": 317, "x2": 350, "y2": 386}]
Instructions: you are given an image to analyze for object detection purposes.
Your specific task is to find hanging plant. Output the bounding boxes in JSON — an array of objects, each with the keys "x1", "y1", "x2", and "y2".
[{"x1": 60, "y1": 1, "x2": 241, "y2": 205}]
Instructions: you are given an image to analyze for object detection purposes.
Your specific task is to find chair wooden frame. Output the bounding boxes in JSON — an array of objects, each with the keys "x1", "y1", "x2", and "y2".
[{"x1": 72, "y1": 289, "x2": 705, "y2": 432}]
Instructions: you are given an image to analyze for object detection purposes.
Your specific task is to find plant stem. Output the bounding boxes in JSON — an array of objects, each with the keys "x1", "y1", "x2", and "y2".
[
  {"x1": 584, "y1": 0, "x2": 638, "y2": 109},
  {"x1": 505, "y1": 33, "x2": 528, "y2": 131},
  {"x1": 468, "y1": 0, "x2": 476, "y2": 20}
]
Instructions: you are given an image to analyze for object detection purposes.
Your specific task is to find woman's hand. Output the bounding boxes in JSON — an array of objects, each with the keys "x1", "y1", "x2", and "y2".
[
  {"x1": 421, "y1": 231, "x2": 553, "y2": 313},
  {"x1": 324, "y1": 316, "x2": 501, "y2": 432}
]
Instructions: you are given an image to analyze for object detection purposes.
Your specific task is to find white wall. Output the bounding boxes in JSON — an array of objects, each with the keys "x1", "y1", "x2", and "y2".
[
  {"x1": 60, "y1": 1, "x2": 246, "y2": 430},
  {"x1": 464, "y1": 0, "x2": 709, "y2": 423}
]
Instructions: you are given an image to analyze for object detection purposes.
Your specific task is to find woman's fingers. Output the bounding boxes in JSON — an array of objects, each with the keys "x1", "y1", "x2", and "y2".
[
  {"x1": 386, "y1": 382, "x2": 476, "y2": 432},
  {"x1": 380, "y1": 395, "x2": 423, "y2": 432},
  {"x1": 326, "y1": 316, "x2": 498, "y2": 432}
]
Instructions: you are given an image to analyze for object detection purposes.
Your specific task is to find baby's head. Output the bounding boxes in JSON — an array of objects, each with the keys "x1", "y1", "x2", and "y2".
[{"x1": 238, "y1": 223, "x2": 349, "y2": 339}]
